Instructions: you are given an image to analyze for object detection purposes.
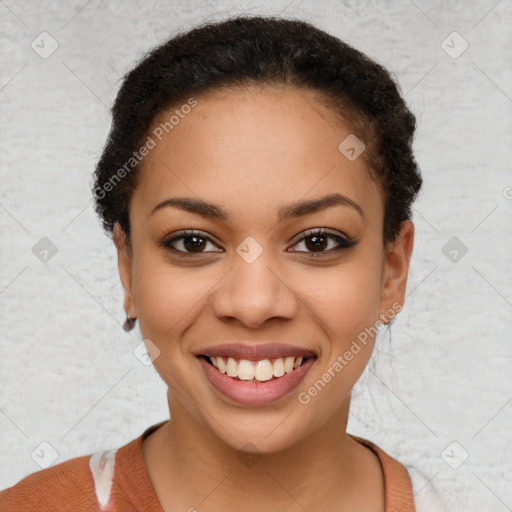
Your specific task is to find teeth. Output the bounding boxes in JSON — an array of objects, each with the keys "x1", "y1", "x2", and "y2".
[
  {"x1": 254, "y1": 360, "x2": 273, "y2": 381},
  {"x1": 237, "y1": 359, "x2": 255, "y2": 380},
  {"x1": 209, "y1": 355, "x2": 307, "y2": 382},
  {"x1": 226, "y1": 357, "x2": 238, "y2": 378},
  {"x1": 217, "y1": 356, "x2": 227, "y2": 374},
  {"x1": 273, "y1": 358, "x2": 285, "y2": 377},
  {"x1": 284, "y1": 356, "x2": 295, "y2": 373}
]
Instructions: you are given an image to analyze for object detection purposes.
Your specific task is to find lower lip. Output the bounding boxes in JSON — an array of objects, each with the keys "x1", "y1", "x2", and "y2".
[{"x1": 197, "y1": 356, "x2": 316, "y2": 406}]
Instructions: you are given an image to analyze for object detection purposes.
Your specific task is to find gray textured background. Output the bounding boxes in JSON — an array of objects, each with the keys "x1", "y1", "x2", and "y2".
[{"x1": 1, "y1": 1, "x2": 511, "y2": 510}]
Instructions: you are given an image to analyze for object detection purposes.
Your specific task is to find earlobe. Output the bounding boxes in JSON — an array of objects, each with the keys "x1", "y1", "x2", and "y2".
[
  {"x1": 380, "y1": 220, "x2": 415, "y2": 321},
  {"x1": 113, "y1": 222, "x2": 136, "y2": 318}
]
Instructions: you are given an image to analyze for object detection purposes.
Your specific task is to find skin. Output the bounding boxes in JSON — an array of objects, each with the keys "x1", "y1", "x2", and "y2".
[{"x1": 113, "y1": 84, "x2": 414, "y2": 511}]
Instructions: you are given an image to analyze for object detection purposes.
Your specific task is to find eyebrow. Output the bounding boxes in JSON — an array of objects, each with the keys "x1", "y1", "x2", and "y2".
[{"x1": 150, "y1": 193, "x2": 366, "y2": 223}]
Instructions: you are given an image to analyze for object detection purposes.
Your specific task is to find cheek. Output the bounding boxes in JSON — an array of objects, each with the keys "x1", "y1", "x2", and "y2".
[
  {"x1": 301, "y1": 255, "x2": 383, "y2": 376},
  {"x1": 131, "y1": 251, "x2": 213, "y2": 341},
  {"x1": 305, "y1": 260, "x2": 382, "y2": 337},
  {"x1": 130, "y1": 254, "x2": 212, "y2": 388},
  {"x1": 298, "y1": 281, "x2": 379, "y2": 410}
]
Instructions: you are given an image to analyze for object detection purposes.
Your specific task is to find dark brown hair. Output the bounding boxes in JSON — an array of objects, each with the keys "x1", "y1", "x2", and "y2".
[{"x1": 92, "y1": 15, "x2": 422, "y2": 245}]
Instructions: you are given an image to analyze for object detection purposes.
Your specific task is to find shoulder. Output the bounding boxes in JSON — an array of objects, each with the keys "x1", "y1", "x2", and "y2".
[
  {"x1": 1, "y1": 422, "x2": 168, "y2": 512},
  {"x1": 348, "y1": 433, "x2": 416, "y2": 510},
  {"x1": 349, "y1": 434, "x2": 453, "y2": 512},
  {"x1": 0, "y1": 451, "x2": 97, "y2": 511},
  {"x1": 0, "y1": 447, "x2": 119, "y2": 512}
]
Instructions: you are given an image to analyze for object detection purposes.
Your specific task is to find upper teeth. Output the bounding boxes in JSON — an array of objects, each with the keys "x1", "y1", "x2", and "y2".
[{"x1": 209, "y1": 356, "x2": 304, "y2": 381}]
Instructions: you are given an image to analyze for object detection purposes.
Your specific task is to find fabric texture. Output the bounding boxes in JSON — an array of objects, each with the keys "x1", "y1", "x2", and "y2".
[{"x1": 0, "y1": 420, "x2": 419, "y2": 511}]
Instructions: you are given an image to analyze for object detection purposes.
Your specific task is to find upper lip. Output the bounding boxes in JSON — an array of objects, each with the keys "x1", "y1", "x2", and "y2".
[{"x1": 196, "y1": 343, "x2": 317, "y2": 361}]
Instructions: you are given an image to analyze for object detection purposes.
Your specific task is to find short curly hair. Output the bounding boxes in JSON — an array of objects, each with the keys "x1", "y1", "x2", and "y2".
[{"x1": 92, "y1": 15, "x2": 422, "y2": 246}]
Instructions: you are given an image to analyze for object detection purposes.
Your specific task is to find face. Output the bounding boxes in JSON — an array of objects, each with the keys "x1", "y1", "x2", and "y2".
[{"x1": 114, "y1": 85, "x2": 414, "y2": 453}]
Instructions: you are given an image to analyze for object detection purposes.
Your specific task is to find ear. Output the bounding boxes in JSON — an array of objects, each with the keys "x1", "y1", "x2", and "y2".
[
  {"x1": 113, "y1": 222, "x2": 136, "y2": 318},
  {"x1": 379, "y1": 220, "x2": 415, "y2": 322}
]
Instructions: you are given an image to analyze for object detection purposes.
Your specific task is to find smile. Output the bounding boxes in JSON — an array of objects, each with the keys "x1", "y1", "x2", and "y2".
[
  {"x1": 200, "y1": 354, "x2": 312, "y2": 382},
  {"x1": 197, "y1": 354, "x2": 317, "y2": 406}
]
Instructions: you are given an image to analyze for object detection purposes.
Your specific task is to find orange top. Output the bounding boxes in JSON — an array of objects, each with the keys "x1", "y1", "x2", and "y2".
[{"x1": 0, "y1": 421, "x2": 415, "y2": 511}]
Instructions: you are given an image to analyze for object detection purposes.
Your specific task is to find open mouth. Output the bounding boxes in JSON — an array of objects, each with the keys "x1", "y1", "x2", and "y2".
[{"x1": 198, "y1": 354, "x2": 316, "y2": 383}]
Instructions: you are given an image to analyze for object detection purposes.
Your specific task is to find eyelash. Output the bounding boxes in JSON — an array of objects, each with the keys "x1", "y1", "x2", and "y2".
[{"x1": 159, "y1": 228, "x2": 357, "y2": 257}]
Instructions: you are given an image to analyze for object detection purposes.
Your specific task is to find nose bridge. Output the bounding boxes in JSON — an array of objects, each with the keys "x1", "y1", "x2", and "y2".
[{"x1": 211, "y1": 236, "x2": 297, "y2": 327}]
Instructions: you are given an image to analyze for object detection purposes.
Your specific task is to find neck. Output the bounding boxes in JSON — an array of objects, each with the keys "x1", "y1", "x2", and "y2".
[{"x1": 142, "y1": 391, "x2": 383, "y2": 511}]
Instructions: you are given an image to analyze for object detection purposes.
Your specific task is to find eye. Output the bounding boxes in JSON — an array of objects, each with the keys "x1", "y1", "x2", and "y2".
[
  {"x1": 159, "y1": 228, "x2": 357, "y2": 257},
  {"x1": 160, "y1": 230, "x2": 222, "y2": 255},
  {"x1": 289, "y1": 228, "x2": 357, "y2": 256}
]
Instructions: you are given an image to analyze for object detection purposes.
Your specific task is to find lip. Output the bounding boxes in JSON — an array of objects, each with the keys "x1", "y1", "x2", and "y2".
[
  {"x1": 198, "y1": 355, "x2": 316, "y2": 406},
  {"x1": 195, "y1": 342, "x2": 317, "y2": 361}
]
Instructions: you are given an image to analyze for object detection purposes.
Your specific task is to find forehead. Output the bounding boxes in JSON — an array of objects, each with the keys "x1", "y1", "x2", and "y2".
[{"x1": 132, "y1": 85, "x2": 383, "y2": 227}]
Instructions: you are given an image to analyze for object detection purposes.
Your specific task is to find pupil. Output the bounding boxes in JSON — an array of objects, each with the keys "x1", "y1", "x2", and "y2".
[
  {"x1": 185, "y1": 236, "x2": 205, "y2": 252},
  {"x1": 306, "y1": 235, "x2": 327, "y2": 252}
]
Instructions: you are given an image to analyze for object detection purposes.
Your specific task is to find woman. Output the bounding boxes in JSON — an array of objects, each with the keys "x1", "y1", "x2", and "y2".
[{"x1": 0, "y1": 14, "x2": 447, "y2": 511}]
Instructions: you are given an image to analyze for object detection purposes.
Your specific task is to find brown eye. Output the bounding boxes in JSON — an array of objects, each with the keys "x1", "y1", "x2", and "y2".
[
  {"x1": 290, "y1": 229, "x2": 356, "y2": 255},
  {"x1": 160, "y1": 230, "x2": 223, "y2": 254}
]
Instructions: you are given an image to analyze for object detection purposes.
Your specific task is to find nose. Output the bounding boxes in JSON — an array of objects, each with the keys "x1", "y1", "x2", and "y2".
[{"x1": 210, "y1": 249, "x2": 298, "y2": 329}]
